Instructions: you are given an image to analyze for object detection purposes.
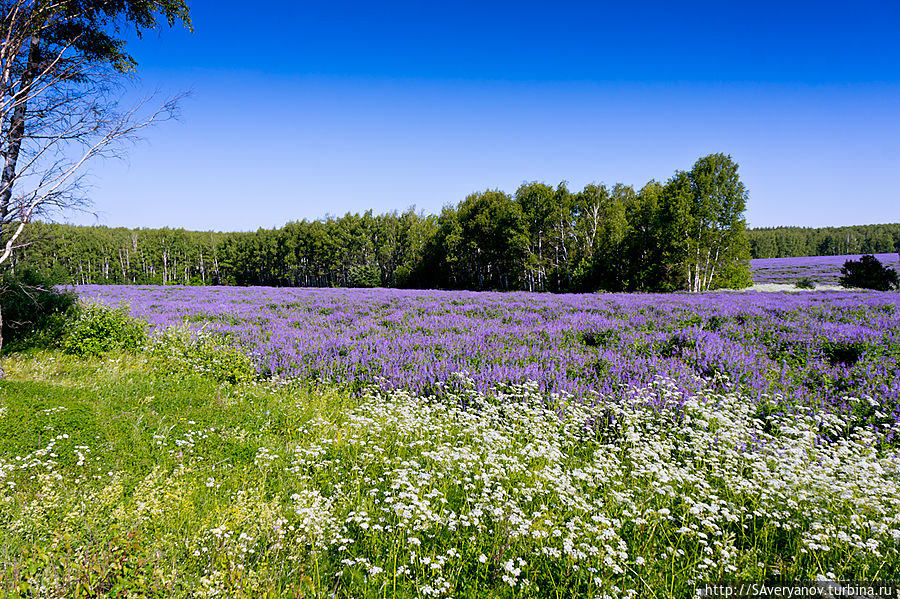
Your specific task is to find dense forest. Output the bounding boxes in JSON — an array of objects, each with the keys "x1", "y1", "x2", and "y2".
[
  {"x1": 14, "y1": 219, "x2": 896, "y2": 292},
  {"x1": 748, "y1": 224, "x2": 900, "y2": 259},
  {"x1": 0, "y1": 154, "x2": 761, "y2": 292},
  {"x1": 5, "y1": 155, "x2": 755, "y2": 293}
]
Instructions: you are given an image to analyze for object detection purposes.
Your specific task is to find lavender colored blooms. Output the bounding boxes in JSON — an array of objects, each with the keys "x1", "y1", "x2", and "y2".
[
  {"x1": 73, "y1": 285, "x2": 900, "y2": 438},
  {"x1": 751, "y1": 253, "x2": 900, "y2": 285}
]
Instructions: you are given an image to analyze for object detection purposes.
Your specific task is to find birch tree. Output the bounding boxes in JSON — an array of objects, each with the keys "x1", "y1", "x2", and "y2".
[
  {"x1": 515, "y1": 182, "x2": 554, "y2": 292},
  {"x1": 0, "y1": 0, "x2": 191, "y2": 375},
  {"x1": 684, "y1": 153, "x2": 750, "y2": 292}
]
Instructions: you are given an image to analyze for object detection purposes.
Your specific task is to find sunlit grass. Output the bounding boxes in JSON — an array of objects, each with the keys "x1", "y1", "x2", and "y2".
[{"x1": 1, "y1": 349, "x2": 899, "y2": 598}]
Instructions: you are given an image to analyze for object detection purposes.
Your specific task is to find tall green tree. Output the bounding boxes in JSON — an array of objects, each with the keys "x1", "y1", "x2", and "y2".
[
  {"x1": 545, "y1": 183, "x2": 575, "y2": 292},
  {"x1": 454, "y1": 190, "x2": 528, "y2": 290},
  {"x1": 413, "y1": 206, "x2": 460, "y2": 289},
  {"x1": 515, "y1": 182, "x2": 554, "y2": 291},
  {"x1": 668, "y1": 154, "x2": 751, "y2": 292},
  {"x1": 651, "y1": 171, "x2": 692, "y2": 289},
  {"x1": 623, "y1": 180, "x2": 668, "y2": 291},
  {"x1": 570, "y1": 183, "x2": 608, "y2": 290}
]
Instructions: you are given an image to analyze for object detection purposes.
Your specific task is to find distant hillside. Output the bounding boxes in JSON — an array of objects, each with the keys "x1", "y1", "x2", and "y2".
[{"x1": 748, "y1": 223, "x2": 900, "y2": 259}]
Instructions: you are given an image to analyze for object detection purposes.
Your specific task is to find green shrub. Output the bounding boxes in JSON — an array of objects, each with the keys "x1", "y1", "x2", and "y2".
[
  {"x1": 60, "y1": 303, "x2": 147, "y2": 357},
  {"x1": 0, "y1": 269, "x2": 76, "y2": 351},
  {"x1": 348, "y1": 264, "x2": 381, "y2": 288},
  {"x1": 839, "y1": 255, "x2": 899, "y2": 291},
  {"x1": 148, "y1": 325, "x2": 257, "y2": 384},
  {"x1": 795, "y1": 277, "x2": 816, "y2": 289}
]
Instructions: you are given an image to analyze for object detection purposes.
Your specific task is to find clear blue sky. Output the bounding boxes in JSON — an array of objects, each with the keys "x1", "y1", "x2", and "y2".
[{"x1": 75, "y1": 0, "x2": 900, "y2": 231}]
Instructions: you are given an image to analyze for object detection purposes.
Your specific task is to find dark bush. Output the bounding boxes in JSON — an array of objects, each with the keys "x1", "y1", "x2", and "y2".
[
  {"x1": 795, "y1": 277, "x2": 816, "y2": 289},
  {"x1": 581, "y1": 329, "x2": 619, "y2": 347},
  {"x1": 838, "y1": 255, "x2": 899, "y2": 291},
  {"x1": 658, "y1": 333, "x2": 697, "y2": 358},
  {"x1": 0, "y1": 269, "x2": 76, "y2": 351},
  {"x1": 820, "y1": 339, "x2": 867, "y2": 367}
]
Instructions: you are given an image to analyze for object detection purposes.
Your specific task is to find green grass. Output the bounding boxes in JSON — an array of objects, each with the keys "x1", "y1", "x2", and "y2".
[
  {"x1": 0, "y1": 351, "x2": 353, "y2": 598},
  {"x1": 0, "y1": 350, "x2": 899, "y2": 598}
]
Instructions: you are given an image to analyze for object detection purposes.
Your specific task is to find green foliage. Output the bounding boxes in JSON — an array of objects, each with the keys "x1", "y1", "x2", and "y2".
[
  {"x1": 34, "y1": 0, "x2": 192, "y2": 73},
  {"x1": 148, "y1": 326, "x2": 257, "y2": 384},
  {"x1": 347, "y1": 263, "x2": 381, "y2": 288},
  {"x1": 711, "y1": 250, "x2": 754, "y2": 290},
  {"x1": 453, "y1": 190, "x2": 529, "y2": 290},
  {"x1": 60, "y1": 303, "x2": 147, "y2": 357},
  {"x1": 820, "y1": 339, "x2": 867, "y2": 367},
  {"x1": 677, "y1": 153, "x2": 751, "y2": 291},
  {"x1": 839, "y1": 254, "x2": 899, "y2": 291},
  {"x1": 749, "y1": 223, "x2": 900, "y2": 259},
  {"x1": 795, "y1": 277, "x2": 816, "y2": 289},
  {"x1": 581, "y1": 329, "x2": 619, "y2": 348},
  {"x1": 0, "y1": 269, "x2": 76, "y2": 352}
]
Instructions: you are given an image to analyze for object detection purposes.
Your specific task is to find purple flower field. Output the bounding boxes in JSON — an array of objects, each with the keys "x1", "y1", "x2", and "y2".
[
  {"x1": 750, "y1": 252, "x2": 900, "y2": 285},
  {"x1": 74, "y1": 285, "x2": 900, "y2": 429}
]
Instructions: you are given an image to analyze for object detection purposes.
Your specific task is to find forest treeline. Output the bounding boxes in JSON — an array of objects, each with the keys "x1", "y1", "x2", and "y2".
[
  {"x1": 9, "y1": 218, "x2": 899, "y2": 290},
  {"x1": 749, "y1": 224, "x2": 900, "y2": 259},
  {"x1": 9, "y1": 154, "x2": 755, "y2": 292}
]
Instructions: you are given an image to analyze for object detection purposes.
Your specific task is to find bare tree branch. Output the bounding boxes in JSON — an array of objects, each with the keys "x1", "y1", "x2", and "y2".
[{"x1": 0, "y1": 0, "x2": 191, "y2": 375}]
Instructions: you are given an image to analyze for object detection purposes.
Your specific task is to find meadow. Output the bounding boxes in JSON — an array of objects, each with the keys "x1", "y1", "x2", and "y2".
[
  {"x1": 1, "y1": 282, "x2": 900, "y2": 597},
  {"x1": 72, "y1": 285, "x2": 900, "y2": 414}
]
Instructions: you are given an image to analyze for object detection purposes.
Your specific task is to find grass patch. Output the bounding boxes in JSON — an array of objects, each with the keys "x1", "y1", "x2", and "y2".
[{"x1": 1, "y1": 348, "x2": 899, "y2": 597}]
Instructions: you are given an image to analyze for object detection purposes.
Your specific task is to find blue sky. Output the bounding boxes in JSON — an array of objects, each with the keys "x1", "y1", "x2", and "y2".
[{"x1": 76, "y1": 0, "x2": 900, "y2": 231}]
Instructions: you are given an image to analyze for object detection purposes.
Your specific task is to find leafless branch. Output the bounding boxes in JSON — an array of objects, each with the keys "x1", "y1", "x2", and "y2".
[{"x1": 1, "y1": 0, "x2": 186, "y2": 266}]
